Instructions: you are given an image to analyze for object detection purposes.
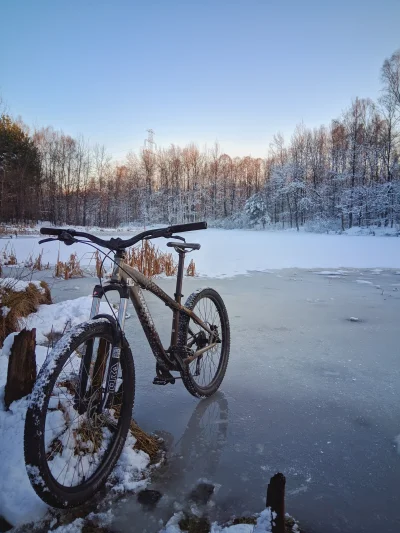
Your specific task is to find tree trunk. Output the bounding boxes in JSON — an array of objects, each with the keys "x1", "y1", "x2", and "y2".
[
  {"x1": 4, "y1": 329, "x2": 37, "y2": 409},
  {"x1": 266, "y1": 472, "x2": 286, "y2": 533}
]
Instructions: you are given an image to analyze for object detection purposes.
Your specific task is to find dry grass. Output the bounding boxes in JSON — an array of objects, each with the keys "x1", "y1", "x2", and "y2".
[
  {"x1": 178, "y1": 516, "x2": 211, "y2": 533},
  {"x1": 113, "y1": 401, "x2": 160, "y2": 459},
  {"x1": 0, "y1": 279, "x2": 52, "y2": 347},
  {"x1": 54, "y1": 251, "x2": 84, "y2": 279},
  {"x1": 186, "y1": 258, "x2": 196, "y2": 276},
  {"x1": 1, "y1": 243, "x2": 17, "y2": 265},
  {"x1": 25, "y1": 250, "x2": 50, "y2": 271},
  {"x1": 94, "y1": 250, "x2": 105, "y2": 278},
  {"x1": 74, "y1": 420, "x2": 103, "y2": 455},
  {"x1": 124, "y1": 240, "x2": 177, "y2": 278},
  {"x1": 123, "y1": 240, "x2": 196, "y2": 278},
  {"x1": 129, "y1": 419, "x2": 160, "y2": 460}
]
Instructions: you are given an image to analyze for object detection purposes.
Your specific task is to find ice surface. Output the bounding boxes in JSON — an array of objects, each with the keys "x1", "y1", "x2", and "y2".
[{"x1": 2, "y1": 229, "x2": 400, "y2": 277}]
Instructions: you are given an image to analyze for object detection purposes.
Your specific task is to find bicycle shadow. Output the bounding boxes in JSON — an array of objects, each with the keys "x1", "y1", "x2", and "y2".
[{"x1": 115, "y1": 392, "x2": 230, "y2": 532}]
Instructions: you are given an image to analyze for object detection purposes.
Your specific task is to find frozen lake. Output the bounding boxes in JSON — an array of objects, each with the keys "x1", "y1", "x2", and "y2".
[{"x1": 43, "y1": 266, "x2": 400, "y2": 533}]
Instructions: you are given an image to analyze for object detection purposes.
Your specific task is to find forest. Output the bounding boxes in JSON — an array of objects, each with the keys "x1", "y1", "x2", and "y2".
[{"x1": 1, "y1": 49, "x2": 399, "y2": 231}]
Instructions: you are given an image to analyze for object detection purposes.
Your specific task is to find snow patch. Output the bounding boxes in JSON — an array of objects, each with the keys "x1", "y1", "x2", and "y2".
[
  {"x1": 0, "y1": 300, "x2": 149, "y2": 528},
  {"x1": 50, "y1": 518, "x2": 84, "y2": 533},
  {"x1": 161, "y1": 509, "x2": 273, "y2": 533},
  {"x1": 0, "y1": 277, "x2": 46, "y2": 293},
  {"x1": 22, "y1": 296, "x2": 110, "y2": 345}
]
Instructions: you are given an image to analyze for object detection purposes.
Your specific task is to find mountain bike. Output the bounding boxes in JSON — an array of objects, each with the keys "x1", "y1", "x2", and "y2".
[{"x1": 24, "y1": 222, "x2": 230, "y2": 509}]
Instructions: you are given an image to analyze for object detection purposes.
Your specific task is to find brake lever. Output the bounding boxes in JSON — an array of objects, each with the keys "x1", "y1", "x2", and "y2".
[
  {"x1": 168, "y1": 234, "x2": 186, "y2": 242},
  {"x1": 39, "y1": 237, "x2": 58, "y2": 245}
]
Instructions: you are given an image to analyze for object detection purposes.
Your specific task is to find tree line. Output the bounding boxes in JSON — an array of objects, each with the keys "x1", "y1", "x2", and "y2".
[{"x1": 1, "y1": 49, "x2": 399, "y2": 231}]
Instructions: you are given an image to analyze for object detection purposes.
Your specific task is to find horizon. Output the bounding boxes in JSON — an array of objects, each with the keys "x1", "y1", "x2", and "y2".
[{"x1": 1, "y1": 0, "x2": 400, "y2": 160}]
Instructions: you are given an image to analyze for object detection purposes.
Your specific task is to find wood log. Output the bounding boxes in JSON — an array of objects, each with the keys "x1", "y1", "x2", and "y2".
[
  {"x1": 266, "y1": 472, "x2": 286, "y2": 533},
  {"x1": 4, "y1": 328, "x2": 36, "y2": 409}
]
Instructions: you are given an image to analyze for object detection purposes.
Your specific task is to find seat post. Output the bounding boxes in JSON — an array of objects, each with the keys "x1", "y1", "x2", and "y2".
[
  {"x1": 171, "y1": 250, "x2": 185, "y2": 346},
  {"x1": 175, "y1": 250, "x2": 185, "y2": 304}
]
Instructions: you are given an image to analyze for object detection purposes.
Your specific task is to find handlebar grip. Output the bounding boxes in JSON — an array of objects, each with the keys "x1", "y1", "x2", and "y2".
[
  {"x1": 169, "y1": 221, "x2": 207, "y2": 233},
  {"x1": 40, "y1": 227, "x2": 64, "y2": 236}
]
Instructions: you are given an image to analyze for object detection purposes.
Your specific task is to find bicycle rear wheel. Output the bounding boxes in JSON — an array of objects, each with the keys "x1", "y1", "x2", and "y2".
[
  {"x1": 24, "y1": 319, "x2": 135, "y2": 508},
  {"x1": 178, "y1": 288, "x2": 230, "y2": 398}
]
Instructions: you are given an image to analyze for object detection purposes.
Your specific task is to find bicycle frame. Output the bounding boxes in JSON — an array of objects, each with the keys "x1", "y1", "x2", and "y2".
[{"x1": 89, "y1": 250, "x2": 216, "y2": 373}]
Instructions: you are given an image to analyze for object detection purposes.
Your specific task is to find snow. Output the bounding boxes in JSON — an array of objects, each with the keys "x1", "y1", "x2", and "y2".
[
  {"x1": 0, "y1": 294, "x2": 150, "y2": 528},
  {"x1": 22, "y1": 296, "x2": 110, "y2": 345},
  {"x1": 111, "y1": 432, "x2": 150, "y2": 493},
  {"x1": 355, "y1": 279, "x2": 373, "y2": 285},
  {"x1": 2, "y1": 229, "x2": 399, "y2": 278},
  {"x1": 49, "y1": 518, "x2": 84, "y2": 532},
  {"x1": 162, "y1": 509, "x2": 273, "y2": 533},
  {"x1": 0, "y1": 395, "x2": 48, "y2": 526},
  {"x1": 211, "y1": 524, "x2": 254, "y2": 533},
  {"x1": 0, "y1": 277, "x2": 46, "y2": 293}
]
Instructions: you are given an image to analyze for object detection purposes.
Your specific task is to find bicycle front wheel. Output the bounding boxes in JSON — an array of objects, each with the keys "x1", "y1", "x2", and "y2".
[
  {"x1": 178, "y1": 288, "x2": 230, "y2": 398},
  {"x1": 24, "y1": 319, "x2": 135, "y2": 508}
]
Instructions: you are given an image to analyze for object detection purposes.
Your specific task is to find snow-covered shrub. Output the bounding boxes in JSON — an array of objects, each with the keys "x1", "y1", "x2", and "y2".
[
  {"x1": 244, "y1": 193, "x2": 270, "y2": 228},
  {"x1": 303, "y1": 216, "x2": 343, "y2": 234},
  {"x1": 0, "y1": 278, "x2": 51, "y2": 347}
]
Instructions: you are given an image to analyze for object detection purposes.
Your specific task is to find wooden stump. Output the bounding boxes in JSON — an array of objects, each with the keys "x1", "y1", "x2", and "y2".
[
  {"x1": 266, "y1": 472, "x2": 286, "y2": 533},
  {"x1": 4, "y1": 328, "x2": 36, "y2": 409}
]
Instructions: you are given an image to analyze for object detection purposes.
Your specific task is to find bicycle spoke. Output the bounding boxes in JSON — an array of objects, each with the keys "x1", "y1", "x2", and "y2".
[
  {"x1": 187, "y1": 295, "x2": 224, "y2": 388},
  {"x1": 45, "y1": 335, "x2": 125, "y2": 488}
]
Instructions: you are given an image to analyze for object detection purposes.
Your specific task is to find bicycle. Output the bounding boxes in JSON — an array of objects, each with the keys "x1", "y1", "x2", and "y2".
[{"x1": 24, "y1": 222, "x2": 230, "y2": 509}]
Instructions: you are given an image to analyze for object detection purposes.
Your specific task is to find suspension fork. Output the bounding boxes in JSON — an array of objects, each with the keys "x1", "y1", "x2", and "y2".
[
  {"x1": 75, "y1": 280, "x2": 129, "y2": 414},
  {"x1": 99, "y1": 297, "x2": 128, "y2": 411}
]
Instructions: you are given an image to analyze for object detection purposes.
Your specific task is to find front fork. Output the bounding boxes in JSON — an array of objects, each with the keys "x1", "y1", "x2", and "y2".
[{"x1": 75, "y1": 290, "x2": 128, "y2": 415}]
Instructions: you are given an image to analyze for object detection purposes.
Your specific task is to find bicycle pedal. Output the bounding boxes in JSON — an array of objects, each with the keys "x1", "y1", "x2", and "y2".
[{"x1": 153, "y1": 376, "x2": 176, "y2": 385}]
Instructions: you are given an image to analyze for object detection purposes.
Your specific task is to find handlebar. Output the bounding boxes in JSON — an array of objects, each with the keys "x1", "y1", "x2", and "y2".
[{"x1": 39, "y1": 221, "x2": 207, "y2": 251}]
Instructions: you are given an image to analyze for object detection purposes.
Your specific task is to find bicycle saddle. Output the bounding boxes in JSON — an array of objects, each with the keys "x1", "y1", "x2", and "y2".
[{"x1": 167, "y1": 241, "x2": 201, "y2": 251}]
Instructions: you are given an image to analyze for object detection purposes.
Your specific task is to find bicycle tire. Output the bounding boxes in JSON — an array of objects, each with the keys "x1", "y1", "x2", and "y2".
[
  {"x1": 24, "y1": 318, "x2": 135, "y2": 508},
  {"x1": 178, "y1": 288, "x2": 230, "y2": 398}
]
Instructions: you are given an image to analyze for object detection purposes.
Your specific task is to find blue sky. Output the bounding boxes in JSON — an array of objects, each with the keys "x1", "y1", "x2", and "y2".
[{"x1": 1, "y1": 0, "x2": 399, "y2": 159}]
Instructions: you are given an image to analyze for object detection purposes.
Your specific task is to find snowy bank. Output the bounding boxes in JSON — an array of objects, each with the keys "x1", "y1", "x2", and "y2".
[{"x1": 0, "y1": 296, "x2": 151, "y2": 528}]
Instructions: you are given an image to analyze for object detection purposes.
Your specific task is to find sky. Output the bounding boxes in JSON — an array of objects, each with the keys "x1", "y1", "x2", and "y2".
[{"x1": 1, "y1": 0, "x2": 399, "y2": 160}]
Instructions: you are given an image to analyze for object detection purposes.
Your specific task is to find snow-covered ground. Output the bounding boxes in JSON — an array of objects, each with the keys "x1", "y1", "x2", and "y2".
[
  {"x1": 1, "y1": 228, "x2": 400, "y2": 277},
  {"x1": 0, "y1": 296, "x2": 150, "y2": 530}
]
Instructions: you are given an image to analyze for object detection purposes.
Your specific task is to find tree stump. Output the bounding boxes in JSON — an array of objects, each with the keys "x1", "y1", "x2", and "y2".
[
  {"x1": 266, "y1": 472, "x2": 286, "y2": 533},
  {"x1": 4, "y1": 328, "x2": 36, "y2": 409}
]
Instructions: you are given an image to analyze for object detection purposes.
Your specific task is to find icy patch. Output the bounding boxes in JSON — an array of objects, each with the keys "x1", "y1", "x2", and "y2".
[
  {"x1": 315, "y1": 270, "x2": 348, "y2": 276},
  {"x1": 394, "y1": 435, "x2": 400, "y2": 455},
  {"x1": 4, "y1": 230, "x2": 400, "y2": 277},
  {"x1": 355, "y1": 280, "x2": 373, "y2": 285}
]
